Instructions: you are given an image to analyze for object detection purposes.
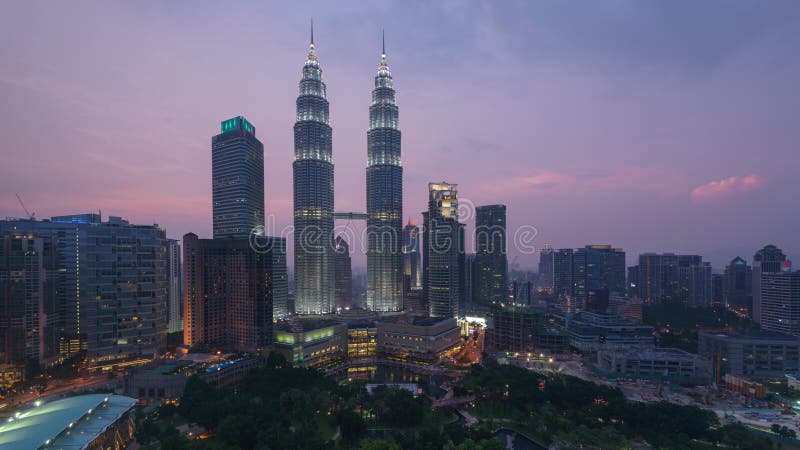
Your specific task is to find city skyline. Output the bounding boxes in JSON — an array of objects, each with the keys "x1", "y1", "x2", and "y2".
[{"x1": 1, "y1": 2, "x2": 799, "y2": 270}]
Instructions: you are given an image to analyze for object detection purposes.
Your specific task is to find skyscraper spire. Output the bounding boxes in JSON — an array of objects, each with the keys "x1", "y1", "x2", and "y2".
[
  {"x1": 379, "y1": 30, "x2": 389, "y2": 72},
  {"x1": 308, "y1": 18, "x2": 317, "y2": 62}
]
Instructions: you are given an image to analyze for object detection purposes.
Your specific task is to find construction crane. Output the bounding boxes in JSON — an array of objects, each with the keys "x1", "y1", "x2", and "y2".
[{"x1": 15, "y1": 193, "x2": 35, "y2": 220}]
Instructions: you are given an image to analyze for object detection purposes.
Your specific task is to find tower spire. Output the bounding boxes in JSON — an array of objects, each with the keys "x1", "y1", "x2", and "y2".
[
  {"x1": 307, "y1": 18, "x2": 317, "y2": 62},
  {"x1": 379, "y1": 30, "x2": 389, "y2": 72}
]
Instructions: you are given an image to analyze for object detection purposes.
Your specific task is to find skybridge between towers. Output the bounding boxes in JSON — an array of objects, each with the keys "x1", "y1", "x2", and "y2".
[{"x1": 334, "y1": 212, "x2": 368, "y2": 221}]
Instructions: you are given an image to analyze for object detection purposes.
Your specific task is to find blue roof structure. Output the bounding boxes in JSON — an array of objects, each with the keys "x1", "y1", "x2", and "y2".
[{"x1": 0, "y1": 394, "x2": 136, "y2": 450}]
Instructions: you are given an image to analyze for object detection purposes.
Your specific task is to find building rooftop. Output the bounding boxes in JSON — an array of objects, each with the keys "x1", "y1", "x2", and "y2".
[
  {"x1": 701, "y1": 329, "x2": 800, "y2": 341},
  {"x1": 275, "y1": 317, "x2": 344, "y2": 334},
  {"x1": 0, "y1": 394, "x2": 135, "y2": 450},
  {"x1": 599, "y1": 347, "x2": 705, "y2": 360},
  {"x1": 377, "y1": 316, "x2": 454, "y2": 327}
]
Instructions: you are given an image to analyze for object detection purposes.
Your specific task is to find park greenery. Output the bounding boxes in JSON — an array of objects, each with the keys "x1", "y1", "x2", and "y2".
[
  {"x1": 456, "y1": 359, "x2": 776, "y2": 449},
  {"x1": 135, "y1": 353, "x2": 504, "y2": 450},
  {"x1": 135, "y1": 352, "x2": 780, "y2": 449}
]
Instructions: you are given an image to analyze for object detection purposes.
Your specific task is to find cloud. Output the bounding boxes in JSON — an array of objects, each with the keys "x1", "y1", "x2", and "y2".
[
  {"x1": 691, "y1": 174, "x2": 761, "y2": 201},
  {"x1": 481, "y1": 167, "x2": 689, "y2": 197},
  {"x1": 512, "y1": 171, "x2": 575, "y2": 191}
]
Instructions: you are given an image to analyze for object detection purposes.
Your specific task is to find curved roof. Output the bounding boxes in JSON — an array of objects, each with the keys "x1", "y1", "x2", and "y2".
[{"x1": 0, "y1": 394, "x2": 135, "y2": 450}]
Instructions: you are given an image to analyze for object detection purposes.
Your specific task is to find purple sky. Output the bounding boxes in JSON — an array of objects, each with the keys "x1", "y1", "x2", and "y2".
[{"x1": 1, "y1": 1, "x2": 799, "y2": 270}]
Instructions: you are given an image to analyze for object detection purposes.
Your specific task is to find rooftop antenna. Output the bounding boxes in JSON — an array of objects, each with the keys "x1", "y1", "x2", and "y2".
[{"x1": 15, "y1": 193, "x2": 34, "y2": 220}]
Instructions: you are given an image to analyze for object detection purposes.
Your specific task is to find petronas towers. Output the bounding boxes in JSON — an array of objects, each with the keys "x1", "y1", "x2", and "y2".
[
  {"x1": 293, "y1": 25, "x2": 403, "y2": 315},
  {"x1": 293, "y1": 25, "x2": 335, "y2": 315},
  {"x1": 366, "y1": 36, "x2": 403, "y2": 312}
]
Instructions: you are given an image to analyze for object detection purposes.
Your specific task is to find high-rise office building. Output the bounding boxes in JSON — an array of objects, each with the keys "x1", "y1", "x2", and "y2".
[
  {"x1": 425, "y1": 182, "x2": 463, "y2": 318},
  {"x1": 760, "y1": 270, "x2": 800, "y2": 337},
  {"x1": 474, "y1": 205, "x2": 508, "y2": 309},
  {"x1": 293, "y1": 25, "x2": 335, "y2": 315},
  {"x1": 269, "y1": 236, "x2": 289, "y2": 318},
  {"x1": 464, "y1": 254, "x2": 476, "y2": 310},
  {"x1": 1, "y1": 215, "x2": 168, "y2": 367},
  {"x1": 166, "y1": 239, "x2": 183, "y2": 334},
  {"x1": 212, "y1": 116, "x2": 264, "y2": 239},
  {"x1": 723, "y1": 256, "x2": 752, "y2": 311},
  {"x1": 753, "y1": 245, "x2": 788, "y2": 324},
  {"x1": 212, "y1": 116, "x2": 288, "y2": 319},
  {"x1": 553, "y1": 249, "x2": 574, "y2": 297},
  {"x1": 402, "y1": 219, "x2": 421, "y2": 294},
  {"x1": 334, "y1": 236, "x2": 353, "y2": 310},
  {"x1": 537, "y1": 245, "x2": 554, "y2": 293},
  {"x1": 685, "y1": 262, "x2": 712, "y2": 308},
  {"x1": 572, "y1": 245, "x2": 626, "y2": 304},
  {"x1": 457, "y1": 222, "x2": 467, "y2": 313},
  {"x1": 513, "y1": 279, "x2": 534, "y2": 306},
  {"x1": 677, "y1": 255, "x2": 702, "y2": 303},
  {"x1": 678, "y1": 255, "x2": 712, "y2": 308},
  {"x1": 366, "y1": 36, "x2": 403, "y2": 313},
  {"x1": 637, "y1": 253, "x2": 712, "y2": 306},
  {"x1": 183, "y1": 234, "x2": 273, "y2": 352},
  {"x1": 637, "y1": 253, "x2": 679, "y2": 304},
  {"x1": 712, "y1": 273, "x2": 724, "y2": 306},
  {"x1": 0, "y1": 231, "x2": 59, "y2": 369},
  {"x1": 627, "y1": 266, "x2": 639, "y2": 298}
]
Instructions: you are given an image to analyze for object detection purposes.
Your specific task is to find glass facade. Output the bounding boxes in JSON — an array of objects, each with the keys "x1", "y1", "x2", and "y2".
[
  {"x1": 0, "y1": 216, "x2": 168, "y2": 367},
  {"x1": 474, "y1": 205, "x2": 507, "y2": 309},
  {"x1": 366, "y1": 47, "x2": 403, "y2": 312},
  {"x1": 424, "y1": 183, "x2": 464, "y2": 318},
  {"x1": 0, "y1": 232, "x2": 59, "y2": 367},
  {"x1": 293, "y1": 36, "x2": 335, "y2": 315},
  {"x1": 334, "y1": 236, "x2": 352, "y2": 309},
  {"x1": 166, "y1": 239, "x2": 182, "y2": 334},
  {"x1": 402, "y1": 220, "x2": 421, "y2": 292},
  {"x1": 182, "y1": 234, "x2": 273, "y2": 352},
  {"x1": 211, "y1": 116, "x2": 264, "y2": 240}
]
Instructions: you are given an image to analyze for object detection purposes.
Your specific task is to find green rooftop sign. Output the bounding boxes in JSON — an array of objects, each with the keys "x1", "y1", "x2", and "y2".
[{"x1": 221, "y1": 116, "x2": 255, "y2": 135}]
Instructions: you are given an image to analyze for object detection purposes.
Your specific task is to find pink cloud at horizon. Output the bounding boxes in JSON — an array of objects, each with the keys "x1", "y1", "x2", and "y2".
[
  {"x1": 480, "y1": 167, "x2": 690, "y2": 197},
  {"x1": 690, "y1": 175, "x2": 761, "y2": 202}
]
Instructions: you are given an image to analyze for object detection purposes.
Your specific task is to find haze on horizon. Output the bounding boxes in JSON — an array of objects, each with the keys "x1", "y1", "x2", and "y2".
[{"x1": 1, "y1": 1, "x2": 798, "y2": 270}]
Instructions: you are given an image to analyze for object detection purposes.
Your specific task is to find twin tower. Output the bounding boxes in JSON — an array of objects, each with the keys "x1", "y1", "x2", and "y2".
[{"x1": 293, "y1": 26, "x2": 403, "y2": 315}]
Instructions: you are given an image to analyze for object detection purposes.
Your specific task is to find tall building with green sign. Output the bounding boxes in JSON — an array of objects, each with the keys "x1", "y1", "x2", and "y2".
[{"x1": 212, "y1": 116, "x2": 264, "y2": 239}]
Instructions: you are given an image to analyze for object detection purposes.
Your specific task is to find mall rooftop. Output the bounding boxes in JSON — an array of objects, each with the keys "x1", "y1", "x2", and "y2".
[{"x1": 0, "y1": 394, "x2": 136, "y2": 450}]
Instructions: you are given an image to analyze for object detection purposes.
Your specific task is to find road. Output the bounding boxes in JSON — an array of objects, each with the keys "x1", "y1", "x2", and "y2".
[
  {"x1": 1, "y1": 375, "x2": 115, "y2": 414},
  {"x1": 452, "y1": 328, "x2": 485, "y2": 366}
]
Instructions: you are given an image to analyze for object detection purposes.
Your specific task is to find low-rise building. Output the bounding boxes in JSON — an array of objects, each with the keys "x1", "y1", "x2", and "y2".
[
  {"x1": 723, "y1": 373, "x2": 767, "y2": 399},
  {"x1": 376, "y1": 317, "x2": 462, "y2": 364},
  {"x1": 273, "y1": 318, "x2": 348, "y2": 369},
  {"x1": 338, "y1": 309, "x2": 378, "y2": 360},
  {"x1": 347, "y1": 325, "x2": 377, "y2": 360},
  {"x1": 126, "y1": 362, "x2": 190, "y2": 405},
  {"x1": 559, "y1": 311, "x2": 654, "y2": 352},
  {"x1": 596, "y1": 347, "x2": 709, "y2": 383},
  {"x1": 486, "y1": 306, "x2": 568, "y2": 354},
  {"x1": 699, "y1": 330, "x2": 800, "y2": 380},
  {"x1": 125, "y1": 353, "x2": 261, "y2": 404}
]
